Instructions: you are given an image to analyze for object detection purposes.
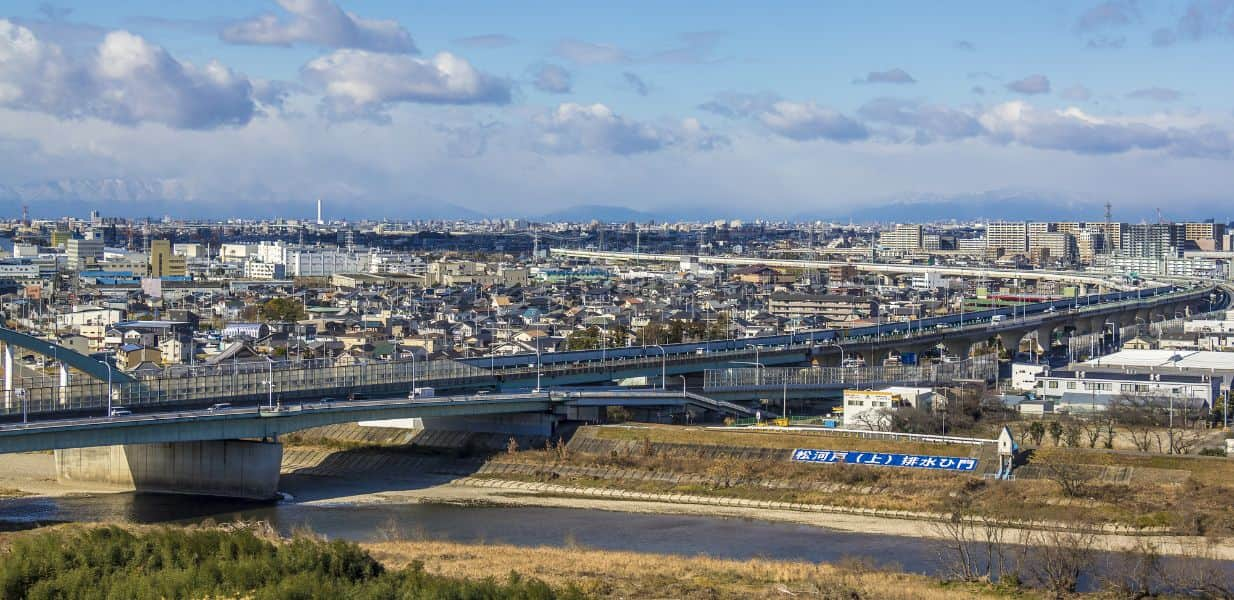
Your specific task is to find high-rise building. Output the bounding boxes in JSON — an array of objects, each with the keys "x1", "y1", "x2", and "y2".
[
  {"x1": 1182, "y1": 222, "x2": 1226, "y2": 250},
  {"x1": 986, "y1": 222, "x2": 1028, "y2": 254},
  {"x1": 1028, "y1": 231, "x2": 1077, "y2": 264},
  {"x1": 879, "y1": 224, "x2": 923, "y2": 251},
  {"x1": 66, "y1": 238, "x2": 104, "y2": 271},
  {"x1": 1122, "y1": 223, "x2": 1181, "y2": 259},
  {"x1": 149, "y1": 239, "x2": 188, "y2": 278}
]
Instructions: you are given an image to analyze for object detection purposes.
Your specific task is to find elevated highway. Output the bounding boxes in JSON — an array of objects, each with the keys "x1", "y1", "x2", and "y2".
[
  {"x1": 551, "y1": 248, "x2": 1134, "y2": 289},
  {"x1": 0, "y1": 282, "x2": 1219, "y2": 422},
  {"x1": 0, "y1": 389, "x2": 747, "y2": 455}
]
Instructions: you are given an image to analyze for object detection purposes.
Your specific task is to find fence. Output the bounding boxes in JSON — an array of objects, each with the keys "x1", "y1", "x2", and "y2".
[
  {"x1": 1066, "y1": 309, "x2": 1224, "y2": 360},
  {"x1": 1, "y1": 356, "x2": 493, "y2": 419},
  {"x1": 702, "y1": 354, "x2": 997, "y2": 390}
]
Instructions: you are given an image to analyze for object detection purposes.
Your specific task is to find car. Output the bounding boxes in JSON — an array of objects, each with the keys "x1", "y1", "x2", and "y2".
[
  {"x1": 109, "y1": 407, "x2": 131, "y2": 417},
  {"x1": 208, "y1": 403, "x2": 231, "y2": 412}
]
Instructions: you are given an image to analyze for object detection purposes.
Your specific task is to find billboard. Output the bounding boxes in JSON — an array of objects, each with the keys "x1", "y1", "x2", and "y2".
[{"x1": 791, "y1": 448, "x2": 978, "y2": 472}]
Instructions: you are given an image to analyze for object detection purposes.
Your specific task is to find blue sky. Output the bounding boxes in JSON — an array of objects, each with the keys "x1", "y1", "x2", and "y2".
[{"x1": 1, "y1": 0, "x2": 1233, "y2": 221}]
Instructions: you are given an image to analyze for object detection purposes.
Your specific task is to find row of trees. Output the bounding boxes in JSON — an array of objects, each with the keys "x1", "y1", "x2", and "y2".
[
  {"x1": 1023, "y1": 393, "x2": 1210, "y2": 455},
  {"x1": 0, "y1": 525, "x2": 581, "y2": 600},
  {"x1": 566, "y1": 316, "x2": 732, "y2": 350},
  {"x1": 934, "y1": 504, "x2": 1233, "y2": 598}
]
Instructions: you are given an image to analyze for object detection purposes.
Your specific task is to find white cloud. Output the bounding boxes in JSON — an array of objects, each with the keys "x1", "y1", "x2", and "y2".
[
  {"x1": 758, "y1": 101, "x2": 868, "y2": 142},
  {"x1": 978, "y1": 101, "x2": 1229, "y2": 157},
  {"x1": 0, "y1": 20, "x2": 256, "y2": 129},
  {"x1": 1006, "y1": 74, "x2": 1051, "y2": 95},
  {"x1": 531, "y1": 63, "x2": 571, "y2": 94},
  {"x1": 301, "y1": 49, "x2": 511, "y2": 118},
  {"x1": 222, "y1": 0, "x2": 416, "y2": 53},
  {"x1": 532, "y1": 102, "x2": 725, "y2": 155}
]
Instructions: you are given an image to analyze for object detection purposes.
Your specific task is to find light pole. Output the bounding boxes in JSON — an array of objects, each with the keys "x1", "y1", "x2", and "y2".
[
  {"x1": 678, "y1": 375, "x2": 687, "y2": 396},
  {"x1": 17, "y1": 387, "x2": 26, "y2": 424},
  {"x1": 410, "y1": 350, "x2": 416, "y2": 396},
  {"x1": 103, "y1": 358, "x2": 113, "y2": 417},
  {"x1": 732, "y1": 361, "x2": 764, "y2": 386},
  {"x1": 263, "y1": 355, "x2": 274, "y2": 409},
  {"x1": 535, "y1": 337, "x2": 543, "y2": 392},
  {"x1": 651, "y1": 344, "x2": 666, "y2": 390}
]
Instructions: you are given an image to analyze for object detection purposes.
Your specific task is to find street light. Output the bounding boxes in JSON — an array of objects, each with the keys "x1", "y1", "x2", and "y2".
[
  {"x1": 650, "y1": 344, "x2": 666, "y2": 390},
  {"x1": 678, "y1": 375, "x2": 687, "y2": 396},
  {"x1": 102, "y1": 358, "x2": 113, "y2": 417},
  {"x1": 535, "y1": 337, "x2": 543, "y2": 392},
  {"x1": 732, "y1": 361, "x2": 764, "y2": 386},
  {"x1": 263, "y1": 355, "x2": 274, "y2": 409}
]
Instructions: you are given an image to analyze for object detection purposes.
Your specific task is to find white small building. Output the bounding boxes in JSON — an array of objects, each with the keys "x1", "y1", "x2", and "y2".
[
  {"x1": 842, "y1": 386, "x2": 934, "y2": 430},
  {"x1": 1010, "y1": 363, "x2": 1047, "y2": 392}
]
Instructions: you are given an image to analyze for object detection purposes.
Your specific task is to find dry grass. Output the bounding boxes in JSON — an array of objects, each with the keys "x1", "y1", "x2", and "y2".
[
  {"x1": 592, "y1": 424, "x2": 982, "y2": 456},
  {"x1": 491, "y1": 426, "x2": 1234, "y2": 534},
  {"x1": 363, "y1": 538, "x2": 1031, "y2": 599}
]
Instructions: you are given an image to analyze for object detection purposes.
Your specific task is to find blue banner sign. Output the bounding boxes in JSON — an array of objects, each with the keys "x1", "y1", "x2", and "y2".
[{"x1": 791, "y1": 448, "x2": 978, "y2": 472}]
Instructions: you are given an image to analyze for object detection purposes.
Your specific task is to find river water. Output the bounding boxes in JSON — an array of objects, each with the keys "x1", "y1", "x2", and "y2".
[
  {"x1": 0, "y1": 491, "x2": 946, "y2": 572},
  {"x1": 3, "y1": 486, "x2": 1233, "y2": 593}
]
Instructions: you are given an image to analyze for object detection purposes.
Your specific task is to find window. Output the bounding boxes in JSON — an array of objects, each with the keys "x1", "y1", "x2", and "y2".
[
  {"x1": 1048, "y1": 381, "x2": 1058, "y2": 389},
  {"x1": 1066, "y1": 382, "x2": 1076, "y2": 390}
]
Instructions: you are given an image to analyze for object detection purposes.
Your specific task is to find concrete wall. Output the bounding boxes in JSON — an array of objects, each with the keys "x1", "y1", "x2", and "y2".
[
  {"x1": 55, "y1": 440, "x2": 282, "y2": 500},
  {"x1": 360, "y1": 413, "x2": 557, "y2": 436}
]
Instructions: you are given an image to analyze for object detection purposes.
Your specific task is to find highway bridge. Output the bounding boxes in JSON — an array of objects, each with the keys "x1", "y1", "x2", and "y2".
[
  {"x1": 0, "y1": 283, "x2": 1220, "y2": 499},
  {"x1": 550, "y1": 248, "x2": 1139, "y2": 289},
  {"x1": 0, "y1": 282, "x2": 1220, "y2": 422},
  {"x1": 3, "y1": 389, "x2": 748, "y2": 499}
]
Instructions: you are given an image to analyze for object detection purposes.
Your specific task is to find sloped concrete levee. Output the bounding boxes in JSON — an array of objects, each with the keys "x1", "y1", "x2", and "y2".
[{"x1": 54, "y1": 440, "x2": 282, "y2": 500}]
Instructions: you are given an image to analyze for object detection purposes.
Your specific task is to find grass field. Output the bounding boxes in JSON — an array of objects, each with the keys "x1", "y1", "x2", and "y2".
[
  {"x1": 590, "y1": 424, "x2": 987, "y2": 457},
  {"x1": 365, "y1": 538, "x2": 1033, "y2": 599}
]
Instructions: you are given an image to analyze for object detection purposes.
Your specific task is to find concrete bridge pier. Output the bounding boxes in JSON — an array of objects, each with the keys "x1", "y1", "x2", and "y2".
[
  {"x1": 54, "y1": 440, "x2": 283, "y2": 500},
  {"x1": 1033, "y1": 325, "x2": 1054, "y2": 354},
  {"x1": 997, "y1": 330, "x2": 1026, "y2": 357},
  {"x1": 857, "y1": 348, "x2": 890, "y2": 367},
  {"x1": 942, "y1": 339, "x2": 972, "y2": 360},
  {"x1": 1091, "y1": 316, "x2": 1108, "y2": 335}
]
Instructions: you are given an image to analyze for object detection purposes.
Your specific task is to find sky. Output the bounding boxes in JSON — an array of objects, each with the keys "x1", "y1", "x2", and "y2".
[{"x1": 1, "y1": 0, "x2": 1233, "y2": 221}]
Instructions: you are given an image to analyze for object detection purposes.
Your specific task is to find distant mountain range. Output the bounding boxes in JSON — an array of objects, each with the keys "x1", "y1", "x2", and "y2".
[
  {"x1": 809, "y1": 189, "x2": 1111, "y2": 223},
  {"x1": 0, "y1": 178, "x2": 1219, "y2": 223}
]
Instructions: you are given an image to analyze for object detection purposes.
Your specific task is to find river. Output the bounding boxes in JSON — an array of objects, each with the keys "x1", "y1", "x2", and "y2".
[{"x1": 3, "y1": 485, "x2": 1232, "y2": 594}]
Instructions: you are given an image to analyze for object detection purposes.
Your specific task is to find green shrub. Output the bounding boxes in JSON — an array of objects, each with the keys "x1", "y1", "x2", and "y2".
[{"x1": 0, "y1": 525, "x2": 583, "y2": 600}]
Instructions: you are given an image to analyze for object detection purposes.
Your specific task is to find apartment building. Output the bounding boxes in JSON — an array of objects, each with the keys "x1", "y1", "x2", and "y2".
[{"x1": 986, "y1": 222, "x2": 1028, "y2": 254}]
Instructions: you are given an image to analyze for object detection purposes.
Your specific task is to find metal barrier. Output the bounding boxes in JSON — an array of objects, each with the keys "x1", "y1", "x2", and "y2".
[{"x1": 702, "y1": 355, "x2": 998, "y2": 390}]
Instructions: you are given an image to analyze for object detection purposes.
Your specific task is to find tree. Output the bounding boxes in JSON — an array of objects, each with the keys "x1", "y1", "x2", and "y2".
[
  {"x1": 1033, "y1": 448, "x2": 1089, "y2": 498},
  {"x1": 1047, "y1": 420, "x2": 1064, "y2": 446},
  {"x1": 260, "y1": 297, "x2": 304, "y2": 322},
  {"x1": 566, "y1": 326, "x2": 601, "y2": 350},
  {"x1": 1111, "y1": 394, "x2": 1166, "y2": 453},
  {"x1": 1028, "y1": 421, "x2": 1046, "y2": 446}
]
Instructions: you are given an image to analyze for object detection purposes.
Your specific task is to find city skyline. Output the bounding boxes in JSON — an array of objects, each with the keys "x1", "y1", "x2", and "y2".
[{"x1": 2, "y1": 1, "x2": 1234, "y2": 220}]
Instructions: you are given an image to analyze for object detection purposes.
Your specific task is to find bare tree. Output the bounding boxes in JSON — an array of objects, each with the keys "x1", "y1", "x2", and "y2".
[
  {"x1": 1079, "y1": 418, "x2": 1103, "y2": 449},
  {"x1": 1162, "y1": 537, "x2": 1234, "y2": 599},
  {"x1": 1111, "y1": 394, "x2": 1166, "y2": 453},
  {"x1": 1020, "y1": 528, "x2": 1098, "y2": 598},
  {"x1": 931, "y1": 505, "x2": 1015, "y2": 583},
  {"x1": 1098, "y1": 537, "x2": 1163, "y2": 598},
  {"x1": 1032, "y1": 449, "x2": 1089, "y2": 498},
  {"x1": 852, "y1": 406, "x2": 896, "y2": 432}
]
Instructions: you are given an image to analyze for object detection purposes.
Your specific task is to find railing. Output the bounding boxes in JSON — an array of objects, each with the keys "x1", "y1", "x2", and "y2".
[
  {"x1": 1, "y1": 357, "x2": 494, "y2": 419},
  {"x1": 710, "y1": 423, "x2": 996, "y2": 446},
  {"x1": 702, "y1": 355, "x2": 998, "y2": 390}
]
